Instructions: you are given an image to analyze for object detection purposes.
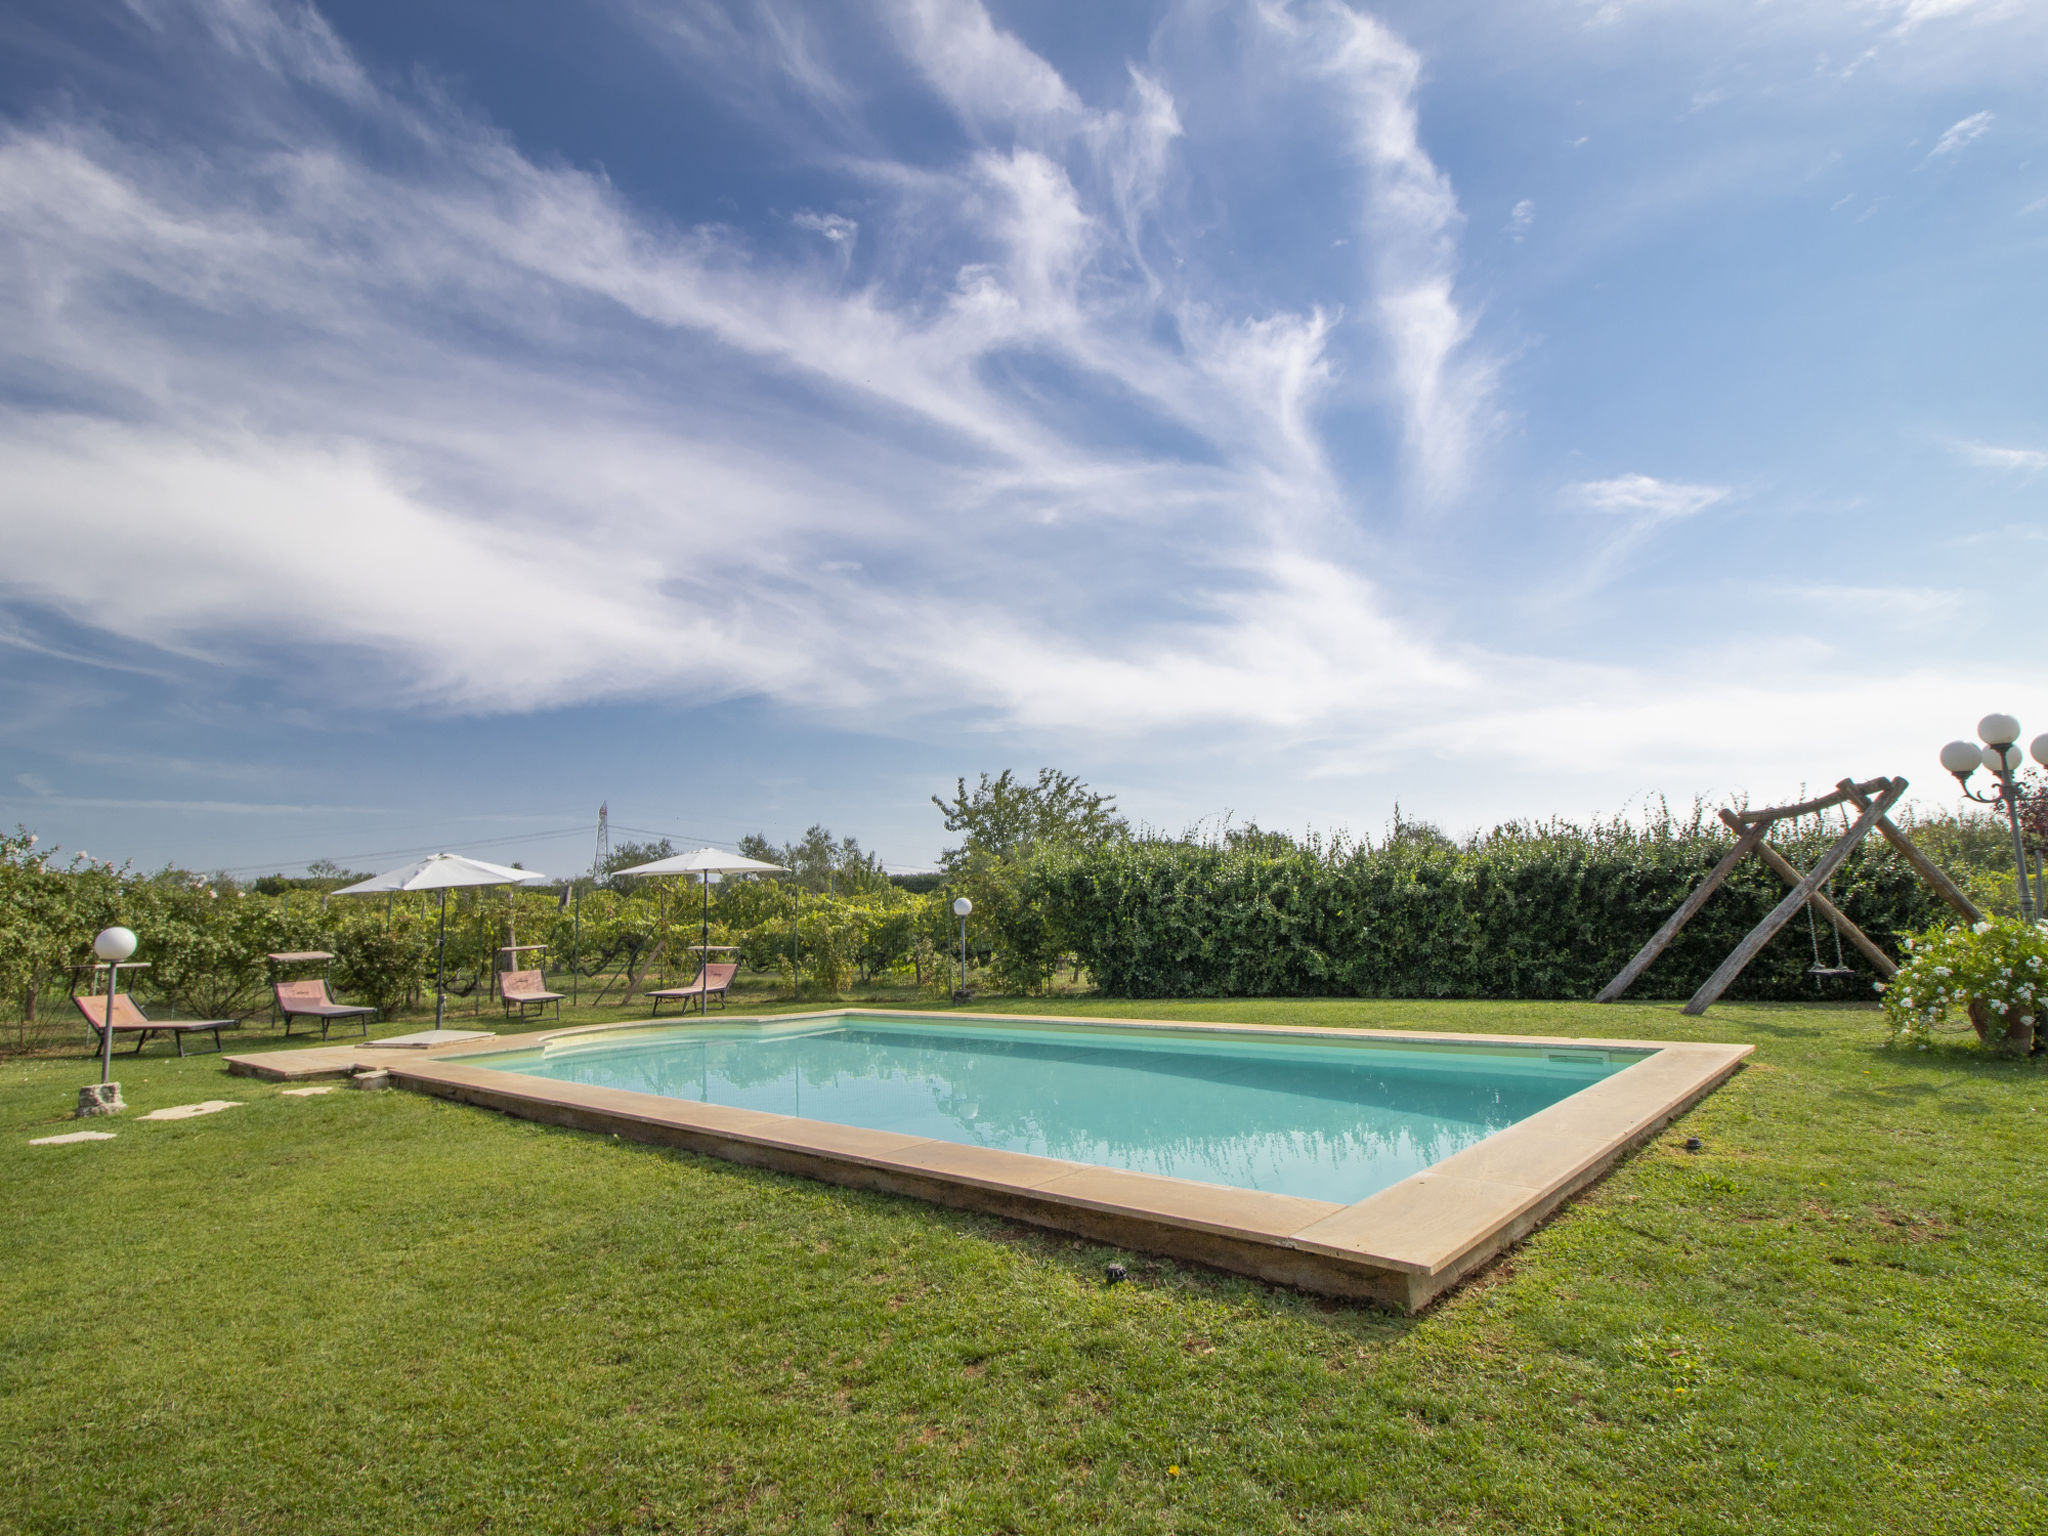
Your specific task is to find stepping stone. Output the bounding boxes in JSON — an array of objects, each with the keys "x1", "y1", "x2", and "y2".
[
  {"x1": 360, "y1": 1029, "x2": 496, "y2": 1049},
  {"x1": 31, "y1": 1130, "x2": 117, "y2": 1145},
  {"x1": 140, "y1": 1100, "x2": 243, "y2": 1121},
  {"x1": 279, "y1": 1086, "x2": 337, "y2": 1097}
]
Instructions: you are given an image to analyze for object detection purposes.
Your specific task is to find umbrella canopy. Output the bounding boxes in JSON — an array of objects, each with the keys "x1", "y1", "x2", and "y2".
[
  {"x1": 610, "y1": 849, "x2": 785, "y2": 878},
  {"x1": 612, "y1": 848, "x2": 787, "y2": 1016},
  {"x1": 335, "y1": 853, "x2": 552, "y2": 1030},
  {"x1": 335, "y1": 852, "x2": 550, "y2": 894}
]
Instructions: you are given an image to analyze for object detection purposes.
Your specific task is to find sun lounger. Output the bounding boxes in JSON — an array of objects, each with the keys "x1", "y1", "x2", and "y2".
[
  {"x1": 75, "y1": 994, "x2": 234, "y2": 1057},
  {"x1": 273, "y1": 979, "x2": 377, "y2": 1040},
  {"x1": 500, "y1": 969, "x2": 565, "y2": 1022},
  {"x1": 647, "y1": 962, "x2": 738, "y2": 1016}
]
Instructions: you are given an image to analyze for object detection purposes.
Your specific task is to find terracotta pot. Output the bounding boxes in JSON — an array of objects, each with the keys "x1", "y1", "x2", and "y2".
[{"x1": 1968, "y1": 997, "x2": 2035, "y2": 1056}]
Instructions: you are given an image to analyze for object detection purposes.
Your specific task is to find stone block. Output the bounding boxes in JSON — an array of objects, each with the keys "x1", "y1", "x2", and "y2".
[{"x1": 76, "y1": 1083, "x2": 125, "y2": 1118}]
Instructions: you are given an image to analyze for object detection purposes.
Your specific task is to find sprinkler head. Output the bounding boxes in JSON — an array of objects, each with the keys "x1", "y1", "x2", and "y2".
[
  {"x1": 1105, "y1": 1262, "x2": 1128, "y2": 1285},
  {"x1": 1683, "y1": 1136, "x2": 1703, "y2": 1153}
]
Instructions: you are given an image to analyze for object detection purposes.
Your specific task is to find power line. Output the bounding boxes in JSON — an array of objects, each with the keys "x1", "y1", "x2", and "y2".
[{"x1": 213, "y1": 823, "x2": 594, "y2": 877}]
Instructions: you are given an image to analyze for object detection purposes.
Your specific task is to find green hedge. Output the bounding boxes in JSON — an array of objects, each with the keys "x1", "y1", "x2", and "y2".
[{"x1": 1031, "y1": 821, "x2": 1950, "y2": 1001}]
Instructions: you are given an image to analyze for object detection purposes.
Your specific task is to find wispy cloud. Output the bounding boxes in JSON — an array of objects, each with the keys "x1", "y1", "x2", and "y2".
[
  {"x1": 1954, "y1": 439, "x2": 2048, "y2": 472},
  {"x1": 1569, "y1": 473, "x2": 1728, "y2": 523},
  {"x1": 1927, "y1": 109, "x2": 1993, "y2": 159},
  {"x1": 1559, "y1": 473, "x2": 1731, "y2": 597},
  {"x1": 1, "y1": 781, "x2": 389, "y2": 816},
  {"x1": 1258, "y1": 0, "x2": 1498, "y2": 500},
  {"x1": 0, "y1": 0, "x2": 1482, "y2": 740},
  {"x1": 1, "y1": 0, "x2": 2032, "y2": 817},
  {"x1": 1887, "y1": 0, "x2": 2011, "y2": 38},
  {"x1": 886, "y1": 0, "x2": 1084, "y2": 141},
  {"x1": 1505, "y1": 198, "x2": 1536, "y2": 240},
  {"x1": 1773, "y1": 583, "x2": 1964, "y2": 630}
]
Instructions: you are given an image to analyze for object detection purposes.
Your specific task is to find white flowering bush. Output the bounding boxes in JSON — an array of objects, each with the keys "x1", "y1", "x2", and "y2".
[{"x1": 1879, "y1": 916, "x2": 2048, "y2": 1051}]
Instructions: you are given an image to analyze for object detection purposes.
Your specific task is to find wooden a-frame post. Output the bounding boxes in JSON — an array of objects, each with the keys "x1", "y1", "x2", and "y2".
[
  {"x1": 1680, "y1": 777, "x2": 1907, "y2": 1014},
  {"x1": 1714, "y1": 809, "x2": 1897, "y2": 978},
  {"x1": 1596, "y1": 774, "x2": 1979, "y2": 1014}
]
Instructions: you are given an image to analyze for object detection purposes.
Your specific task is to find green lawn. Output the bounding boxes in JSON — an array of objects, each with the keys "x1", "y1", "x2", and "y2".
[{"x1": 3, "y1": 996, "x2": 2042, "y2": 1534}]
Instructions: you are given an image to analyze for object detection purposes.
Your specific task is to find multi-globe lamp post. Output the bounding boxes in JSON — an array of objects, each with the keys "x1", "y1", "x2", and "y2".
[
  {"x1": 952, "y1": 896, "x2": 972, "y2": 1002},
  {"x1": 1939, "y1": 713, "x2": 2048, "y2": 922}
]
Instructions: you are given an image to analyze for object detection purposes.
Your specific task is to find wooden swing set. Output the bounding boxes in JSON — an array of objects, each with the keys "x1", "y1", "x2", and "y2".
[{"x1": 1595, "y1": 775, "x2": 1982, "y2": 1016}]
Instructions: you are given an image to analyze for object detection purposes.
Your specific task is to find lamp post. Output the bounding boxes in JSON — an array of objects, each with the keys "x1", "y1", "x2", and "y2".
[
  {"x1": 80, "y1": 926, "x2": 138, "y2": 1118},
  {"x1": 1939, "y1": 713, "x2": 2048, "y2": 921},
  {"x1": 952, "y1": 896, "x2": 972, "y2": 1003}
]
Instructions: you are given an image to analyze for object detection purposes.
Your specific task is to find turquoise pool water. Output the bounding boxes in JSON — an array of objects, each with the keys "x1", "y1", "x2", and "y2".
[{"x1": 479, "y1": 1015, "x2": 1643, "y2": 1205}]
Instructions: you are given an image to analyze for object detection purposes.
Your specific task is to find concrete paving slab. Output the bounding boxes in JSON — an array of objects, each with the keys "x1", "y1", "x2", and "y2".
[
  {"x1": 224, "y1": 1046, "x2": 385, "y2": 1081},
  {"x1": 279, "y1": 1086, "x2": 337, "y2": 1097},
  {"x1": 30, "y1": 1130, "x2": 117, "y2": 1145},
  {"x1": 140, "y1": 1100, "x2": 243, "y2": 1121},
  {"x1": 361, "y1": 1029, "x2": 497, "y2": 1049}
]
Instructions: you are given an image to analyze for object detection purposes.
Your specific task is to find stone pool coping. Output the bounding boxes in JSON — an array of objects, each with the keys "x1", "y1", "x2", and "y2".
[{"x1": 227, "y1": 1010, "x2": 1750, "y2": 1311}]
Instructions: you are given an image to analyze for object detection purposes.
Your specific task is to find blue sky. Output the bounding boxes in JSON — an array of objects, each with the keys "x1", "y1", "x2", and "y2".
[{"x1": 1, "y1": 0, "x2": 2043, "y2": 879}]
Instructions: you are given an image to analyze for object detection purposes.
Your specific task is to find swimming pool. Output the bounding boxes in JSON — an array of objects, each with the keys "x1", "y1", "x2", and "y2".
[
  {"x1": 391, "y1": 1010, "x2": 1749, "y2": 1309},
  {"x1": 482, "y1": 1014, "x2": 1644, "y2": 1206}
]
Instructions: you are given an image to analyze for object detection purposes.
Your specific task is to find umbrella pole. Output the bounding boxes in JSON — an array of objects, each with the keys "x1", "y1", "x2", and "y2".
[
  {"x1": 701, "y1": 872, "x2": 710, "y2": 1017},
  {"x1": 436, "y1": 890, "x2": 448, "y2": 1031}
]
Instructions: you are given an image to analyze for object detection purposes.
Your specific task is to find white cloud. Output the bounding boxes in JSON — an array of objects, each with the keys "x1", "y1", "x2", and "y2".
[
  {"x1": 1258, "y1": 1, "x2": 1496, "y2": 500},
  {"x1": 1774, "y1": 583, "x2": 1963, "y2": 629},
  {"x1": 886, "y1": 0, "x2": 1084, "y2": 141},
  {"x1": 1928, "y1": 109, "x2": 1994, "y2": 158},
  {"x1": 7, "y1": 0, "x2": 2024, "y2": 810},
  {"x1": 1569, "y1": 473, "x2": 1728, "y2": 522},
  {"x1": 1553, "y1": 473, "x2": 1731, "y2": 600},
  {"x1": 1505, "y1": 198, "x2": 1536, "y2": 239},
  {"x1": 1954, "y1": 439, "x2": 2048, "y2": 473},
  {"x1": 0, "y1": 0, "x2": 1456, "y2": 739},
  {"x1": 1887, "y1": 0, "x2": 2011, "y2": 37},
  {"x1": 793, "y1": 210, "x2": 858, "y2": 244}
]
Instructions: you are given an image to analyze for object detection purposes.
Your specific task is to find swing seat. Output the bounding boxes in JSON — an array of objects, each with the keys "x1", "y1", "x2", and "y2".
[{"x1": 1808, "y1": 965, "x2": 1856, "y2": 980}]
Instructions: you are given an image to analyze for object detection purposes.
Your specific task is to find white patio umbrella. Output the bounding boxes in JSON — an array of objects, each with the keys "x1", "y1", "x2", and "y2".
[
  {"x1": 612, "y1": 847, "x2": 787, "y2": 1014},
  {"x1": 336, "y1": 853, "x2": 551, "y2": 1031}
]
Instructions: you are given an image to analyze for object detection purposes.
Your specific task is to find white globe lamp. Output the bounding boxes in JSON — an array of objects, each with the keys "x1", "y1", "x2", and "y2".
[
  {"x1": 94, "y1": 926, "x2": 138, "y2": 963},
  {"x1": 1978, "y1": 713, "x2": 2021, "y2": 748},
  {"x1": 1939, "y1": 740, "x2": 1982, "y2": 779}
]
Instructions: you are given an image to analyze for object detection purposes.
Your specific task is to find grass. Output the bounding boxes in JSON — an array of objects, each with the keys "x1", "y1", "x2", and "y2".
[{"x1": 3, "y1": 994, "x2": 2043, "y2": 1534}]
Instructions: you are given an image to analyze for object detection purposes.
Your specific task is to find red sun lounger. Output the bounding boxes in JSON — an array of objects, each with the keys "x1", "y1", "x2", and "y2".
[
  {"x1": 273, "y1": 979, "x2": 377, "y2": 1040},
  {"x1": 74, "y1": 993, "x2": 234, "y2": 1057},
  {"x1": 647, "y1": 962, "x2": 738, "y2": 1016},
  {"x1": 500, "y1": 969, "x2": 565, "y2": 1022}
]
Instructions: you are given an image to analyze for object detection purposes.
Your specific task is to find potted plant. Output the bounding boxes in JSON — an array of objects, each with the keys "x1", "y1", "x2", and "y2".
[{"x1": 1879, "y1": 917, "x2": 2048, "y2": 1056}]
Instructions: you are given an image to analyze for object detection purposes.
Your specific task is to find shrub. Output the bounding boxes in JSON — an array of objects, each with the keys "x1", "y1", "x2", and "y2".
[
  {"x1": 333, "y1": 918, "x2": 433, "y2": 1017},
  {"x1": 138, "y1": 880, "x2": 273, "y2": 1020},
  {"x1": 1879, "y1": 917, "x2": 2048, "y2": 1052}
]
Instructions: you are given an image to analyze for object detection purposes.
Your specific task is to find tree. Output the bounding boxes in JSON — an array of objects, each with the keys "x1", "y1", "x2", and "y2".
[
  {"x1": 251, "y1": 859, "x2": 372, "y2": 895},
  {"x1": 601, "y1": 839, "x2": 673, "y2": 889},
  {"x1": 931, "y1": 769, "x2": 1126, "y2": 871},
  {"x1": 738, "y1": 827, "x2": 887, "y2": 893}
]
